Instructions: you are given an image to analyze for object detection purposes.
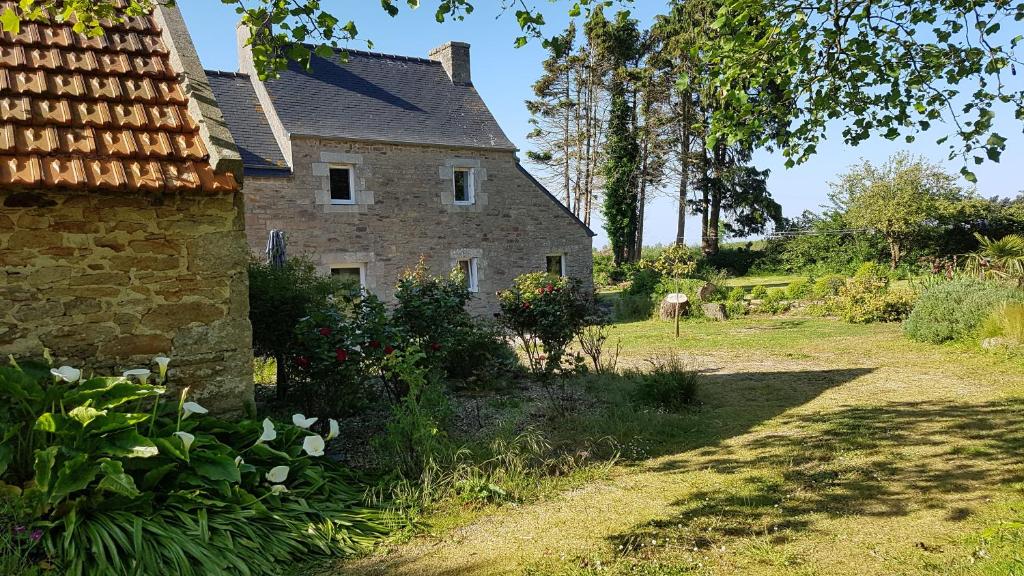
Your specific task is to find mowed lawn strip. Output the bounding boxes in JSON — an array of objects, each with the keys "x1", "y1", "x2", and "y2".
[{"x1": 336, "y1": 317, "x2": 1024, "y2": 576}]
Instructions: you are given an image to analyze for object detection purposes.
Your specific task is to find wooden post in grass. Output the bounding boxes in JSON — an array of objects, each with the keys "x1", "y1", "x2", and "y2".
[{"x1": 652, "y1": 245, "x2": 697, "y2": 339}]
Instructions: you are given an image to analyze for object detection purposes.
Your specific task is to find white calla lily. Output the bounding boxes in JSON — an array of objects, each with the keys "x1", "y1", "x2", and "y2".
[
  {"x1": 173, "y1": 431, "x2": 195, "y2": 452},
  {"x1": 270, "y1": 484, "x2": 288, "y2": 495},
  {"x1": 302, "y1": 435, "x2": 326, "y2": 457},
  {"x1": 327, "y1": 419, "x2": 340, "y2": 441},
  {"x1": 292, "y1": 414, "x2": 318, "y2": 429},
  {"x1": 50, "y1": 366, "x2": 81, "y2": 383},
  {"x1": 258, "y1": 418, "x2": 277, "y2": 443},
  {"x1": 122, "y1": 368, "x2": 152, "y2": 384},
  {"x1": 181, "y1": 401, "x2": 208, "y2": 419},
  {"x1": 234, "y1": 456, "x2": 244, "y2": 467},
  {"x1": 266, "y1": 465, "x2": 289, "y2": 483},
  {"x1": 153, "y1": 356, "x2": 171, "y2": 380}
]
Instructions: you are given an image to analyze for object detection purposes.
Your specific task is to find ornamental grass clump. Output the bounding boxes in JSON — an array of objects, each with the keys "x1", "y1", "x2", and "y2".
[{"x1": 0, "y1": 355, "x2": 395, "y2": 576}]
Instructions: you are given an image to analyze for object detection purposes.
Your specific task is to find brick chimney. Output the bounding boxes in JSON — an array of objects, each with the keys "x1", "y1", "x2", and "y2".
[{"x1": 429, "y1": 41, "x2": 471, "y2": 86}]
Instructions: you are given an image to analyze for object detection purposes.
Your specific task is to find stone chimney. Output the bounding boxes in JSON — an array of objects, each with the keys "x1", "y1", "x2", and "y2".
[{"x1": 429, "y1": 41, "x2": 471, "y2": 85}]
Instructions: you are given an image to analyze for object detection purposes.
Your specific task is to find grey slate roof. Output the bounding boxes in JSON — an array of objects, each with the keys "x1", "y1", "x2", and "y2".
[
  {"x1": 261, "y1": 47, "x2": 516, "y2": 150},
  {"x1": 206, "y1": 71, "x2": 290, "y2": 173}
]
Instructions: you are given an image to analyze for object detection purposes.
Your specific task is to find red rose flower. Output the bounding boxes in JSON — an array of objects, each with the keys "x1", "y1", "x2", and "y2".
[
  {"x1": 544, "y1": 284, "x2": 554, "y2": 293},
  {"x1": 318, "y1": 327, "x2": 332, "y2": 337},
  {"x1": 384, "y1": 345, "x2": 395, "y2": 355},
  {"x1": 295, "y1": 356, "x2": 311, "y2": 369},
  {"x1": 335, "y1": 348, "x2": 348, "y2": 362},
  {"x1": 368, "y1": 340, "x2": 381, "y2": 349},
  {"x1": 522, "y1": 301, "x2": 531, "y2": 310},
  {"x1": 430, "y1": 342, "x2": 442, "y2": 352}
]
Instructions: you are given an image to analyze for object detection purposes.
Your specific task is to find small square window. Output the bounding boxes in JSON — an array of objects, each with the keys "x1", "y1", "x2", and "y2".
[
  {"x1": 329, "y1": 167, "x2": 354, "y2": 204},
  {"x1": 453, "y1": 168, "x2": 474, "y2": 204},
  {"x1": 457, "y1": 257, "x2": 479, "y2": 292},
  {"x1": 546, "y1": 254, "x2": 565, "y2": 276},
  {"x1": 330, "y1": 265, "x2": 364, "y2": 288}
]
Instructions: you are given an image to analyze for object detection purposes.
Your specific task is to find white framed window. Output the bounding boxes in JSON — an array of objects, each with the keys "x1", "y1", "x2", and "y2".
[
  {"x1": 457, "y1": 257, "x2": 479, "y2": 292},
  {"x1": 453, "y1": 167, "x2": 475, "y2": 204},
  {"x1": 546, "y1": 254, "x2": 566, "y2": 276},
  {"x1": 329, "y1": 166, "x2": 355, "y2": 204},
  {"x1": 330, "y1": 264, "x2": 365, "y2": 288}
]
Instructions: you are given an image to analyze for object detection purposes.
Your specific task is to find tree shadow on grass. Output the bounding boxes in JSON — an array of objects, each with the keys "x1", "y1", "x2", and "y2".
[
  {"x1": 608, "y1": 397, "x2": 1024, "y2": 559},
  {"x1": 560, "y1": 367, "x2": 877, "y2": 463}
]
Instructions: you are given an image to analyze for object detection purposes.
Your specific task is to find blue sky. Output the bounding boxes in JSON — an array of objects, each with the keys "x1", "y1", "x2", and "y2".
[{"x1": 179, "y1": 0, "x2": 1023, "y2": 248}]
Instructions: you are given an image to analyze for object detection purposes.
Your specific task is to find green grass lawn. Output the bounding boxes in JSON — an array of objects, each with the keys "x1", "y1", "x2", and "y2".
[
  {"x1": 337, "y1": 317, "x2": 1024, "y2": 576},
  {"x1": 723, "y1": 275, "x2": 807, "y2": 290}
]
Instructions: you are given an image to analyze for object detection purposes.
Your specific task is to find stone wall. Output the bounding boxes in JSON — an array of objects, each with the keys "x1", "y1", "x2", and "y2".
[
  {"x1": 243, "y1": 138, "x2": 594, "y2": 315},
  {"x1": 0, "y1": 189, "x2": 254, "y2": 415}
]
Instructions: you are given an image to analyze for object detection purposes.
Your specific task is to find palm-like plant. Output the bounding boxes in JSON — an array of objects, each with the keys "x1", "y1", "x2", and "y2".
[{"x1": 964, "y1": 233, "x2": 1024, "y2": 286}]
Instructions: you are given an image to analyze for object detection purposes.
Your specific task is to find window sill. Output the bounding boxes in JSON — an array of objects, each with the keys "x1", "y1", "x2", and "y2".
[{"x1": 330, "y1": 200, "x2": 356, "y2": 206}]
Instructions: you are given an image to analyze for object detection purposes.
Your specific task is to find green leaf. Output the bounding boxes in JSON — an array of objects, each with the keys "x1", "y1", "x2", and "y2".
[
  {"x1": 960, "y1": 166, "x2": 978, "y2": 183},
  {"x1": 33, "y1": 446, "x2": 58, "y2": 492},
  {"x1": 141, "y1": 463, "x2": 178, "y2": 490},
  {"x1": 152, "y1": 436, "x2": 187, "y2": 462},
  {"x1": 88, "y1": 412, "x2": 149, "y2": 434},
  {"x1": 0, "y1": 7, "x2": 20, "y2": 34},
  {"x1": 0, "y1": 444, "x2": 10, "y2": 477},
  {"x1": 50, "y1": 454, "x2": 100, "y2": 502},
  {"x1": 96, "y1": 460, "x2": 140, "y2": 497},
  {"x1": 190, "y1": 452, "x2": 241, "y2": 483},
  {"x1": 99, "y1": 430, "x2": 159, "y2": 459},
  {"x1": 65, "y1": 378, "x2": 164, "y2": 410},
  {"x1": 69, "y1": 406, "x2": 105, "y2": 427}
]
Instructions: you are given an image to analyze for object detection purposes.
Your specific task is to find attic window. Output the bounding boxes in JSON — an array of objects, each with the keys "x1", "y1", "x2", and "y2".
[
  {"x1": 329, "y1": 166, "x2": 354, "y2": 204},
  {"x1": 453, "y1": 167, "x2": 474, "y2": 204}
]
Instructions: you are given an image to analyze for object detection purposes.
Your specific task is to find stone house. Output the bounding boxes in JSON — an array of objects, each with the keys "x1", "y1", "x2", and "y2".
[
  {"x1": 0, "y1": 5, "x2": 254, "y2": 414},
  {"x1": 208, "y1": 29, "x2": 595, "y2": 314}
]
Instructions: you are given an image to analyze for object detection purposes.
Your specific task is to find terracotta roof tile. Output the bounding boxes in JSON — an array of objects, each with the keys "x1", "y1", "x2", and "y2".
[
  {"x1": 0, "y1": 96, "x2": 29, "y2": 120},
  {"x1": 84, "y1": 158, "x2": 127, "y2": 189},
  {"x1": 40, "y1": 25, "x2": 72, "y2": 47},
  {"x1": 0, "y1": 123, "x2": 14, "y2": 151},
  {"x1": 33, "y1": 99, "x2": 71, "y2": 124},
  {"x1": 16, "y1": 126, "x2": 57, "y2": 153},
  {"x1": 0, "y1": 8, "x2": 238, "y2": 193},
  {"x1": 0, "y1": 45, "x2": 23, "y2": 67},
  {"x1": 42, "y1": 155, "x2": 86, "y2": 188},
  {"x1": 96, "y1": 129, "x2": 136, "y2": 156},
  {"x1": 58, "y1": 127, "x2": 95, "y2": 154}
]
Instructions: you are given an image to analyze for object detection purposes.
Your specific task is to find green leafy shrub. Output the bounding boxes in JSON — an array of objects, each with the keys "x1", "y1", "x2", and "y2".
[
  {"x1": 628, "y1": 357, "x2": 700, "y2": 410},
  {"x1": 249, "y1": 257, "x2": 344, "y2": 396},
  {"x1": 757, "y1": 288, "x2": 790, "y2": 315},
  {"x1": 592, "y1": 250, "x2": 617, "y2": 288},
  {"x1": 0, "y1": 358, "x2": 393, "y2": 576},
  {"x1": 497, "y1": 273, "x2": 592, "y2": 374},
  {"x1": 726, "y1": 286, "x2": 746, "y2": 302},
  {"x1": 724, "y1": 300, "x2": 748, "y2": 318},
  {"x1": 612, "y1": 293, "x2": 655, "y2": 321},
  {"x1": 785, "y1": 278, "x2": 811, "y2": 299},
  {"x1": 750, "y1": 285, "x2": 769, "y2": 299},
  {"x1": 375, "y1": 349, "x2": 452, "y2": 477},
  {"x1": 979, "y1": 302, "x2": 1024, "y2": 347},
  {"x1": 393, "y1": 261, "x2": 516, "y2": 382},
  {"x1": 904, "y1": 277, "x2": 1024, "y2": 343},
  {"x1": 290, "y1": 286, "x2": 403, "y2": 414},
  {"x1": 625, "y1": 267, "x2": 662, "y2": 297},
  {"x1": 812, "y1": 274, "x2": 847, "y2": 299},
  {"x1": 827, "y1": 271, "x2": 915, "y2": 323}
]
